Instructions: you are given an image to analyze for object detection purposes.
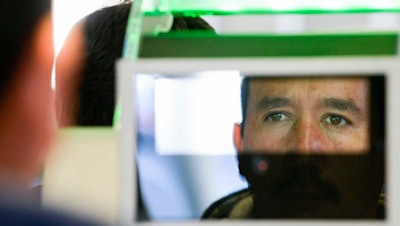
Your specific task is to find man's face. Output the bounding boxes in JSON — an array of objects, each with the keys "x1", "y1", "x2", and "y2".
[
  {"x1": 237, "y1": 77, "x2": 369, "y2": 154},
  {"x1": 234, "y1": 77, "x2": 383, "y2": 219}
]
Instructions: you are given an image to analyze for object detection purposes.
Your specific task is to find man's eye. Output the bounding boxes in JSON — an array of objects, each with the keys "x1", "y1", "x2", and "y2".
[
  {"x1": 322, "y1": 114, "x2": 350, "y2": 126},
  {"x1": 265, "y1": 112, "x2": 289, "y2": 122}
]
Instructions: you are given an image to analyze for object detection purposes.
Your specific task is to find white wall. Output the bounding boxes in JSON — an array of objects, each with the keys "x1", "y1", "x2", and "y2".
[{"x1": 52, "y1": 0, "x2": 122, "y2": 56}]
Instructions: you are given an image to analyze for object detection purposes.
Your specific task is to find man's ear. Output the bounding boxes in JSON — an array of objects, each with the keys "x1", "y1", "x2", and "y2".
[
  {"x1": 55, "y1": 21, "x2": 85, "y2": 127},
  {"x1": 233, "y1": 123, "x2": 244, "y2": 154}
]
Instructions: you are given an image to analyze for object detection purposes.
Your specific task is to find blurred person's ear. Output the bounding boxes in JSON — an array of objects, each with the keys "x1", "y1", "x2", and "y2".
[
  {"x1": 234, "y1": 123, "x2": 244, "y2": 154},
  {"x1": 0, "y1": 12, "x2": 55, "y2": 186},
  {"x1": 55, "y1": 21, "x2": 85, "y2": 127}
]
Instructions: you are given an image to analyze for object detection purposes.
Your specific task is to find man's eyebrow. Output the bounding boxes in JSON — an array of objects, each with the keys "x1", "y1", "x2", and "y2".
[
  {"x1": 256, "y1": 97, "x2": 291, "y2": 111},
  {"x1": 323, "y1": 98, "x2": 361, "y2": 113}
]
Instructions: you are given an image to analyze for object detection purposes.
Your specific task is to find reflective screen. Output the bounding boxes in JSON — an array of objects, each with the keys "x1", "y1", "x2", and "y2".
[{"x1": 134, "y1": 73, "x2": 385, "y2": 221}]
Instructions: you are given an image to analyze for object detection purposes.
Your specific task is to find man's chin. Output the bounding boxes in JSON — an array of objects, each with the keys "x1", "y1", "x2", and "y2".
[
  {"x1": 253, "y1": 196, "x2": 339, "y2": 219},
  {"x1": 253, "y1": 199, "x2": 376, "y2": 219}
]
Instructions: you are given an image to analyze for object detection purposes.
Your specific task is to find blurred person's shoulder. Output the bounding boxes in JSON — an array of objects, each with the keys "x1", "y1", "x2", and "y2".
[{"x1": 0, "y1": 201, "x2": 105, "y2": 226}]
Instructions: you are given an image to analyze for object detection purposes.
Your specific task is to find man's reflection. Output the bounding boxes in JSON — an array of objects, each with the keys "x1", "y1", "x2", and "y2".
[
  {"x1": 234, "y1": 77, "x2": 369, "y2": 154},
  {"x1": 203, "y1": 77, "x2": 384, "y2": 219}
]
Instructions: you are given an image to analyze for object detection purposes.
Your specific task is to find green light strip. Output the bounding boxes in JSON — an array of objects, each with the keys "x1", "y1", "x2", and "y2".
[
  {"x1": 142, "y1": 0, "x2": 400, "y2": 15},
  {"x1": 118, "y1": 1, "x2": 144, "y2": 127},
  {"x1": 144, "y1": 8, "x2": 400, "y2": 16},
  {"x1": 112, "y1": 101, "x2": 122, "y2": 128},
  {"x1": 123, "y1": 0, "x2": 144, "y2": 60},
  {"x1": 139, "y1": 32, "x2": 398, "y2": 57}
]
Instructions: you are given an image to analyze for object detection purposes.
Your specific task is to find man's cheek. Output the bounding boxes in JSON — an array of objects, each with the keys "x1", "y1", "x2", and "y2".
[
  {"x1": 328, "y1": 132, "x2": 369, "y2": 153},
  {"x1": 244, "y1": 134, "x2": 286, "y2": 153}
]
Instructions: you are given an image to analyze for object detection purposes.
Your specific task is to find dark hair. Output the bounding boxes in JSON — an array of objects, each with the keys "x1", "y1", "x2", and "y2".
[
  {"x1": 0, "y1": 0, "x2": 51, "y2": 102},
  {"x1": 369, "y1": 75, "x2": 385, "y2": 155},
  {"x1": 77, "y1": 3, "x2": 131, "y2": 126},
  {"x1": 76, "y1": 2, "x2": 214, "y2": 126},
  {"x1": 239, "y1": 77, "x2": 248, "y2": 137}
]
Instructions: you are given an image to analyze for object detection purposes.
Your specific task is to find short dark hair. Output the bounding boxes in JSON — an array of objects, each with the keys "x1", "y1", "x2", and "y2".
[
  {"x1": 239, "y1": 77, "x2": 250, "y2": 137},
  {"x1": 76, "y1": 2, "x2": 214, "y2": 126},
  {"x1": 0, "y1": 0, "x2": 51, "y2": 102}
]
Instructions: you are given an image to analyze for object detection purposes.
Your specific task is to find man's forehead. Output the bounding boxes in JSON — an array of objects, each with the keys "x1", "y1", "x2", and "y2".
[{"x1": 248, "y1": 77, "x2": 369, "y2": 100}]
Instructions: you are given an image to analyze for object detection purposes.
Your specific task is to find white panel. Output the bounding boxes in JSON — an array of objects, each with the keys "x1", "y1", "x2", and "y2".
[{"x1": 154, "y1": 72, "x2": 242, "y2": 155}]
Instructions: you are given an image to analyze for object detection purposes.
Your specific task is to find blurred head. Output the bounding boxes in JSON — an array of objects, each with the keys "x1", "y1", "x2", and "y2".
[
  {"x1": 0, "y1": 0, "x2": 54, "y2": 186},
  {"x1": 55, "y1": 2, "x2": 214, "y2": 127}
]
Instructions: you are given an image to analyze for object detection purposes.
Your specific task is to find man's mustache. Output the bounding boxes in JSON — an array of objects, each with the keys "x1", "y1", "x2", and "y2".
[
  {"x1": 239, "y1": 153, "x2": 340, "y2": 203},
  {"x1": 273, "y1": 162, "x2": 340, "y2": 204}
]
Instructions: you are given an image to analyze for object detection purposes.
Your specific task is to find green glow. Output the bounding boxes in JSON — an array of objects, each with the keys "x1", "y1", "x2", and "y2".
[
  {"x1": 112, "y1": 101, "x2": 122, "y2": 128},
  {"x1": 123, "y1": 0, "x2": 144, "y2": 60},
  {"x1": 142, "y1": 0, "x2": 400, "y2": 15}
]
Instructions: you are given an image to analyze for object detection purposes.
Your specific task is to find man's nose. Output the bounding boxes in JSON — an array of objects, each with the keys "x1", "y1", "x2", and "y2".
[{"x1": 293, "y1": 120, "x2": 328, "y2": 154}]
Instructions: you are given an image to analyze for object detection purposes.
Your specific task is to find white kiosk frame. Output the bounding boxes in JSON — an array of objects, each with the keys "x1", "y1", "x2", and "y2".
[{"x1": 117, "y1": 56, "x2": 400, "y2": 226}]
